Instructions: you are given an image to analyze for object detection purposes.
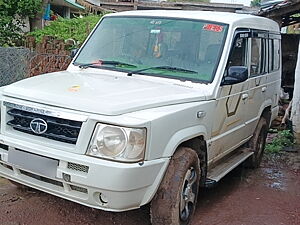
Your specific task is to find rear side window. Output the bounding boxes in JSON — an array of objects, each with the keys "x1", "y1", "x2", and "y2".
[
  {"x1": 273, "y1": 39, "x2": 280, "y2": 71},
  {"x1": 268, "y1": 39, "x2": 280, "y2": 72},
  {"x1": 269, "y1": 39, "x2": 274, "y2": 71},
  {"x1": 250, "y1": 38, "x2": 267, "y2": 76}
]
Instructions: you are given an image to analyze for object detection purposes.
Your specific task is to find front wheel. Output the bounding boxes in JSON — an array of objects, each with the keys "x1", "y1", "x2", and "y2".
[{"x1": 150, "y1": 147, "x2": 200, "y2": 225}]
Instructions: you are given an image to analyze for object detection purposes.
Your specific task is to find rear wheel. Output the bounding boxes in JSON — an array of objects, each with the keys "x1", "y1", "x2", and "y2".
[
  {"x1": 246, "y1": 117, "x2": 268, "y2": 168},
  {"x1": 150, "y1": 147, "x2": 200, "y2": 225}
]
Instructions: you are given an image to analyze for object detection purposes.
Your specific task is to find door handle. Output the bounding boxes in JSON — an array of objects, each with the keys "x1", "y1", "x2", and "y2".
[
  {"x1": 262, "y1": 87, "x2": 267, "y2": 92},
  {"x1": 241, "y1": 93, "x2": 249, "y2": 100}
]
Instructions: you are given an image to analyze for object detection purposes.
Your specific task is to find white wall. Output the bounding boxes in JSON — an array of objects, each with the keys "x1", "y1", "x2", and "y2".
[{"x1": 292, "y1": 42, "x2": 300, "y2": 142}]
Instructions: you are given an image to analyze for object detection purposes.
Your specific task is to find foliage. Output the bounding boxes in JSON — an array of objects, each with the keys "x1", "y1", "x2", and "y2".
[
  {"x1": 250, "y1": 0, "x2": 261, "y2": 7},
  {"x1": 16, "y1": 1, "x2": 42, "y2": 18},
  {"x1": 0, "y1": 0, "x2": 42, "y2": 46},
  {"x1": 29, "y1": 15, "x2": 102, "y2": 48},
  {"x1": 265, "y1": 130, "x2": 294, "y2": 154}
]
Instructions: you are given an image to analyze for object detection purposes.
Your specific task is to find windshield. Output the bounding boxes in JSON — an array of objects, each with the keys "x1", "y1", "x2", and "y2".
[{"x1": 74, "y1": 16, "x2": 228, "y2": 83}]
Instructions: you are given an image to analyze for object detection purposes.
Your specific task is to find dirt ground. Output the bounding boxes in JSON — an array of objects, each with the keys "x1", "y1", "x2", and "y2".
[{"x1": 0, "y1": 150, "x2": 299, "y2": 225}]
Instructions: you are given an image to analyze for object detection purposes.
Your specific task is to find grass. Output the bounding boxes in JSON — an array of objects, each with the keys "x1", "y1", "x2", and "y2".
[{"x1": 265, "y1": 130, "x2": 294, "y2": 154}]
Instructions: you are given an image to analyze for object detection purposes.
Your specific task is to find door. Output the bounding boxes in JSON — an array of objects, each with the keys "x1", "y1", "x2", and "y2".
[
  {"x1": 209, "y1": 33, "x2": 250, "y2": 163},
  {"x1": 246, "y1": 33, "x2": 268, "y2": 134}
]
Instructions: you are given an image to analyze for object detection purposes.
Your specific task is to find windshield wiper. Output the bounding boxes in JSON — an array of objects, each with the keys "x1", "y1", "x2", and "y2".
[
  {"x1": 77, "y1": 60, "x2": 137, "y2": 69},
  {"x1": 127, "y1": 66, "x2": 197, "y2": 76}
]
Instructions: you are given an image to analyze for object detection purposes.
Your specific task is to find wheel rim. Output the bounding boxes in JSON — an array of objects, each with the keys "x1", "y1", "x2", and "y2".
[{"x1": 180, "y1": 167, "x2": 197, "y2": 222}]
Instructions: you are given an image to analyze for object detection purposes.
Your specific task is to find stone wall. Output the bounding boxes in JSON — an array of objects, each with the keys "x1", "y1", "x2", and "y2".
[
  {"x1": 0, "y1": 36, "x2": 72, "y2": 87},
  {"x1": 25, "y1": 36, "x2": 72, "y2": 76}
]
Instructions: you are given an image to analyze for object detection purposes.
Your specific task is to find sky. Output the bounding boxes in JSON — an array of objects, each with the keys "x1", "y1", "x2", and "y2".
[{"x1": 210, "y1": 0, "x2": 252, "y2": 6}]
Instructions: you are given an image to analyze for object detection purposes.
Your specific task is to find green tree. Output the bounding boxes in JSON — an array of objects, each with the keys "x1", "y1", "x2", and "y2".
[
  {"x1": 0, "y1": 0, "x2": 44, "y2": 46},
  {"x1": 29, "y1": 15, "x2": 102, "y2": 48},
  {"x1": 251, "y1": 0, "x2": 261, "y2": 7}
]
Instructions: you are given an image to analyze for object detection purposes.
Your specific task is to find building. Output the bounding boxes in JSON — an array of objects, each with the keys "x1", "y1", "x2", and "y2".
[{"x1": 49, "y1": 0, "x2": 85, "y2": 18}]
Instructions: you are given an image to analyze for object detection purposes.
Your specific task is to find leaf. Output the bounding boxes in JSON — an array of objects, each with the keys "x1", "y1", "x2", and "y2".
[
  {"x1": 0, "y1": 0, "x2": 41, "y2": 46},
  {"x1": 28, "y1": 15, "x2": 103, "y2": 48}
]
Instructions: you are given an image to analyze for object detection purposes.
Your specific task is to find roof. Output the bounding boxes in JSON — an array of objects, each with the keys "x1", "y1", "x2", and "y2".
[
  {"x1": 64, "y1": 0, "x2": 85, "y2": 10},
  {"x1": 106, "y1": 10, "x2": 279, "y2": 32},
  {"x1": 51, "y1": 0, "x2": 85, "y2": 10},
  {"x1": 258, "y1": 0, "x2": 300, "y2": 27}
]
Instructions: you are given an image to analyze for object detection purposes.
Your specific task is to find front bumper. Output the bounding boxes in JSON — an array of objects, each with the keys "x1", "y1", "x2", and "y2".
[{"x1": 0, "y1": 135, "x2": 169, "y2": 212}]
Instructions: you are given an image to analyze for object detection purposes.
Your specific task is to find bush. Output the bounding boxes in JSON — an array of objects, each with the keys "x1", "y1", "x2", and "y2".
[
  {"x1": 0, "y1": 0, "x2": 42, "y2": 46},
  {"x1": 29, "y1": 15, "x2": 103, "y2": 48},
  {"x1": 265, "y1": 130, "x2": 294, "y2": 154}
]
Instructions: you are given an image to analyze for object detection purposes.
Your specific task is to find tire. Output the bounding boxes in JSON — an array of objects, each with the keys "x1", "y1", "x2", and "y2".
[
  {"x1": 150, "y1": 147, "x2": 200, "y2": 225},
  {"x1": 246, "y1": 117, "x2": 268, "y2": 168}
]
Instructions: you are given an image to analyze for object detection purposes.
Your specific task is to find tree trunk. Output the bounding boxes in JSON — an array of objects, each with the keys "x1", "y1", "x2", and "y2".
[
  {"x1": 292, "y1": 41, "x2": 300, "y2": 144},
  {"x1": 29, "y1": 0, "x2": 49, "y2": 32}
]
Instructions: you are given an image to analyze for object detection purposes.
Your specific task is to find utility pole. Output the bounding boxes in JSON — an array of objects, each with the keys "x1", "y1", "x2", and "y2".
[{"x1": 29, "y1": 0, "x2": 49, "y2": 31}]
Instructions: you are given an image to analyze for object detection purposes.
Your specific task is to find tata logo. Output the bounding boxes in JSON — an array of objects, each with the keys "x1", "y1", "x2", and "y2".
[{"x1": 30, "y1": 118, "x2": 48, "y2": 135}]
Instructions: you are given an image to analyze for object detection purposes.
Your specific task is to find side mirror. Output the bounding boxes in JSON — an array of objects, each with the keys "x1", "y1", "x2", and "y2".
[
  {"x1": 70, "y1": 48, "x2": 79, "y2": 59},
  {"x1": 221, "y1": 66, "x2": 248, "y2": 86}
]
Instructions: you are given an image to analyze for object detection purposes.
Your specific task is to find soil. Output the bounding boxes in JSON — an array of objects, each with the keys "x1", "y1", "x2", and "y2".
[{"x1": 0, "y1": 150, "x2": 299, "y2": 225}]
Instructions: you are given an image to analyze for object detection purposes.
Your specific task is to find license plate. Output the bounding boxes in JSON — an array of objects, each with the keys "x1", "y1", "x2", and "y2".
[{"x1": 8, "y1": 149, "x2": 58, "y2": 178}]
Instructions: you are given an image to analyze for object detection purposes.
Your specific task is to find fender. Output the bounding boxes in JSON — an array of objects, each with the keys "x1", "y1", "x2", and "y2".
[
  {"x1": 246, "y1": 98, "x2": 272, "y2": 128},
  {"x1": 258, "y1": 98, "x2": 272, "y2": 120}
]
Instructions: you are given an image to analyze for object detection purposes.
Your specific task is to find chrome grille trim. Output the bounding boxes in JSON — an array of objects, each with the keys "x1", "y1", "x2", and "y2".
[
  {"x1": 3, "y1": 101, "x2": 87, "y2": 122},
  {"x1": 7, "y1": 108, "x2": 82, "y2": 144}
]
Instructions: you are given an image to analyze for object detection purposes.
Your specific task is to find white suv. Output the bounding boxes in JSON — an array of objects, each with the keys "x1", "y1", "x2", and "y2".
[{"x1": 0, "y1": 10, "x2": 281, "y2": 225}]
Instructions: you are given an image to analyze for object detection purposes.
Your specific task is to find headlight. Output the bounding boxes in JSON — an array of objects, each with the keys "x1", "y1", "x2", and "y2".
[{"x1": 87, "y1": 124, "x2": 146, "y2": 162}]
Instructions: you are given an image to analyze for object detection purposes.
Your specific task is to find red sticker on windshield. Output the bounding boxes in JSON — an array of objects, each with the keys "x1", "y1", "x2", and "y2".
[
  {"x1": 203, "y1": 24, "x2": 223, "y2": 32},
  {"x1": 91, "y1": 59, "x2": 103, "y2": 66}
]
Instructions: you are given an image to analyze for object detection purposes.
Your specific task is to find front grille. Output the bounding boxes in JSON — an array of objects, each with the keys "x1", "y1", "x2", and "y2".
[
  {"x1": 7, "y1": 108, "x2": 82, "y2": 144},
  {"x1": 67, "y1": 162, "x2": 89, "y2": 173}
]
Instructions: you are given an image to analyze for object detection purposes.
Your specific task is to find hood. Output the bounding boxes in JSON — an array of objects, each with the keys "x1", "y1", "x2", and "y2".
[{"x1": 2, "y1": 70, "x2": 209, "y2": 116}]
